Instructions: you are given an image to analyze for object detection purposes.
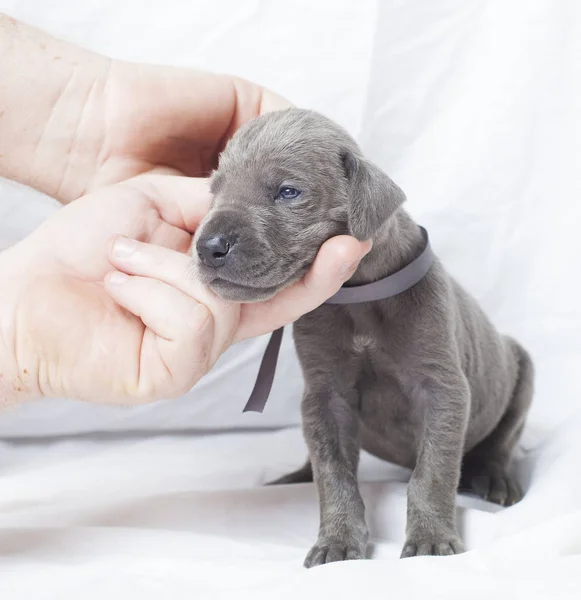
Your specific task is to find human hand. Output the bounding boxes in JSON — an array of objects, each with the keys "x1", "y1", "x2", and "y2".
[
  {"x1": 0, "y1": 174, "x2": 370, "y2": 406},
  {"x1": 83, "y1": 62, "x2": 290, "y2": 195},
  {"x1": 0, "y1": 14, "x2": 290, "y2": 202}
]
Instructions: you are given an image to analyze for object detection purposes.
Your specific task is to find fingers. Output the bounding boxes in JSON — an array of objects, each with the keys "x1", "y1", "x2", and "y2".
[
  {"x1": 107, "y1": 235, "x2": 240, "y2": 362},
  {"x1": 258, "y1": 87, "x2": 294, "y2": 115},
  {"x1": 226, "y1": 76, "x2": 292, "y2": 134},
  {"x1": 234, "y1": 236, "x2": 372, "y2": 342},
  {"x1": 103, "y1": 271, "x2": 216, "y2": 398},
  {"x1": 301, "y1": 237, "x2": 372, "y2": 296},
  {"x1": 123, "y1": 174, "x2": 212, "y2": 232},
  {"x1": 108, "y1": 235, "x2": 217, "y2": 308},
  {"x1": 104, "y1": 272, "x2": 211, "y2": 343}
]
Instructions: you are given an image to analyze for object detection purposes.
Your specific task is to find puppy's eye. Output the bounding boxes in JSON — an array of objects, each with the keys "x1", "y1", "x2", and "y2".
[{"x1": 275, "y1": 186, "x2": 302, "y2": 201}]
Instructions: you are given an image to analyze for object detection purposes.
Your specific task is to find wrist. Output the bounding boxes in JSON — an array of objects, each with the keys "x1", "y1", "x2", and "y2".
[
  {"x1": 0, "y1": 14, "x2": 110, "y2": 202},
  {"x1": 0, "y1": 247, "x2": 40, "y2": 405}
]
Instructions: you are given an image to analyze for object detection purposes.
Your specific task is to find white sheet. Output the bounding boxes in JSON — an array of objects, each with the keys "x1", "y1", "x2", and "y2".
[
  {"x1": 1, "y1": 0, "x2": 581, "y2": 597},
  {"x1": 1, "y1": 425, "x2": 580, "y2": 599}
]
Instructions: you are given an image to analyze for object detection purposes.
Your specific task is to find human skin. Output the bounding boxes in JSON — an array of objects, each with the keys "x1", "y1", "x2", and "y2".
[{"x1": 0, "y1": 14, "x2": 370, "y2": 407}]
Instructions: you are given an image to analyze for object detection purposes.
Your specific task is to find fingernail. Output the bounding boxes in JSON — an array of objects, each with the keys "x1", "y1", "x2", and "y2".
[
  {"x1": 340, "y1": 259, "x2": 360, "y2": 281},
  {"x1": 360, "y1": 240, "x2": 373, "y2": 257},
  {"x1": 108, "y1": 271, "x2": 129, "y2": 285},
  {"x1": 113, "y1": 237, "x2": 137, "y2": 259}
]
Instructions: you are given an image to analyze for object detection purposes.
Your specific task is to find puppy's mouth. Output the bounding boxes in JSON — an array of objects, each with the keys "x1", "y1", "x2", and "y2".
[
  {"x1": 210, "y1": 272, "x2": 305, "y2": 303},
  {"x1": 210, "y1": 277, "x2": 288, "y2": 303},
  {"x1": 196, "y1": 263, "x2": 308, "y2": 303}
]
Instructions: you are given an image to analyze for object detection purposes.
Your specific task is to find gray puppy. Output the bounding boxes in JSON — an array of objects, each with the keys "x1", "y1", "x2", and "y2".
[{"x1": 193, "y1": 108, "x2": 534, "y2": 566}]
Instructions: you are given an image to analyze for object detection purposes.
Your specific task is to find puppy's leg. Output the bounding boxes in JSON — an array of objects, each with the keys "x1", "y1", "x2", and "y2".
[
  {"x1": 302, "y1": 391, "x2": 368, "y2": 568},
  {"x1": 460, "y1": 340, "x2": 534, "y2": 506},
  {"x1": 401, "y1": 370, "x2": 469, "y2": 558},
  {"x1": 266, "y1": 460, "x2": 313, "y2": 485}
]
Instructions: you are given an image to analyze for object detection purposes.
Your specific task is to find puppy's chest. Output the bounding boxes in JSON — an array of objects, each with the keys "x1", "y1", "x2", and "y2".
[
  {"x1": 351, "y1": 332, "x2": 379, "y2": 355},
  {"x1": 296, "y1": 305, "x2": 402, "y2": 381},
  {"x1": 346, "y1": 307, "x2": 398, "y2": 364},
  {"x1": 349, "y1": 330, "x2": 398, "y2": 380}
]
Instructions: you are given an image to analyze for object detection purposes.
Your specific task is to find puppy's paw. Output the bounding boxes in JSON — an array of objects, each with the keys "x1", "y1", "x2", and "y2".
[
  {"x1": 400, "y1": 533, "x2": 464, "y2": 558},
  {"x1": 461, "y1": 466, "x2": 523, "y2": 506},
  {"x1": 304, "y1": 541, "x2": 366, "y2": 568}
]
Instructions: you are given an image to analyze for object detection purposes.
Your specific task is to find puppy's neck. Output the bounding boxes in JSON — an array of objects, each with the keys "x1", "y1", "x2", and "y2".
[{"x1": 347, "y1": 210, "x2": 426, "y2": 286}]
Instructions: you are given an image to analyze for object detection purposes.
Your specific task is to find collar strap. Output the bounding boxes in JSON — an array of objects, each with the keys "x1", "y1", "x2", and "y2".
[{"x1": 242, "y1": 226, "x2": 434, "y2": 413}]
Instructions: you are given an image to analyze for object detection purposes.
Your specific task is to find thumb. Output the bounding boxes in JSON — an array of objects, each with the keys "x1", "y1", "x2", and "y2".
[{"x1": 235, "y1": 236, "x2": 372, "y2": 342}]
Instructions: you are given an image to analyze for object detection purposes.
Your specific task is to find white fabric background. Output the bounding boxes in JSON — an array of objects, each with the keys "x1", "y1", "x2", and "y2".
[{"x1": 0, "y1": 0, "x2": 580, "y2": 597}]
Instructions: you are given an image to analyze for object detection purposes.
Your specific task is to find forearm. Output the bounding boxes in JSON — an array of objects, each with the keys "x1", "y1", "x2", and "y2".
[{"x1": 0, "y1": 14, "x2": 109, "y2": 201}]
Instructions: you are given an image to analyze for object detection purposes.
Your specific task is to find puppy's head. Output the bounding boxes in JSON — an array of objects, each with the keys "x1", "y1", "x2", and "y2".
[{"x1": 193, "y1": 108, "x2": 405, "y2": 302}]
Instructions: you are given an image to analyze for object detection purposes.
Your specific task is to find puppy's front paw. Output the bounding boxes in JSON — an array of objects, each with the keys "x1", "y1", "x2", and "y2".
[
  {"x1": 400, "y1": 533, "x2": 464, "y2": 558},
  {"x1": 304, "y1": 541, "x2": 366, "y2": 568}
]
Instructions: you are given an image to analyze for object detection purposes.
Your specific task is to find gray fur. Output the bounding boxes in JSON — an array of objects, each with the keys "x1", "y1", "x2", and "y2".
[{"x1": 193, "y1": 108, "x2": 534, "y2": 566}]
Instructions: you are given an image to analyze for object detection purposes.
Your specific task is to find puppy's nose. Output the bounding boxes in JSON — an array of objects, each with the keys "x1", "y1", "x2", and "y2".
[{"x1": 197, "y1": 234, "x2": 232, "y2": 268}]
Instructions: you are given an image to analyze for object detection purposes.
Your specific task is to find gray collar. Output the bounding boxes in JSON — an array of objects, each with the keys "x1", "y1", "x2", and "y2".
[{"x1": 242, "y1": 226, "x2": 434, "y2": 413}]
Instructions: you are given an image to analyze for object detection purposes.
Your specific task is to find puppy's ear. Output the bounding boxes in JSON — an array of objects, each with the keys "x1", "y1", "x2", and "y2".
[{"x1": 342, "y1": 149, "x2": 405, "y2": 240}]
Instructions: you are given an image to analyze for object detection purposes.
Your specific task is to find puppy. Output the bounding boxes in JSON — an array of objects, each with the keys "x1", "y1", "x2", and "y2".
[{"x1": 193, "y1": 108, "x2": 534, "y2": 565}]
